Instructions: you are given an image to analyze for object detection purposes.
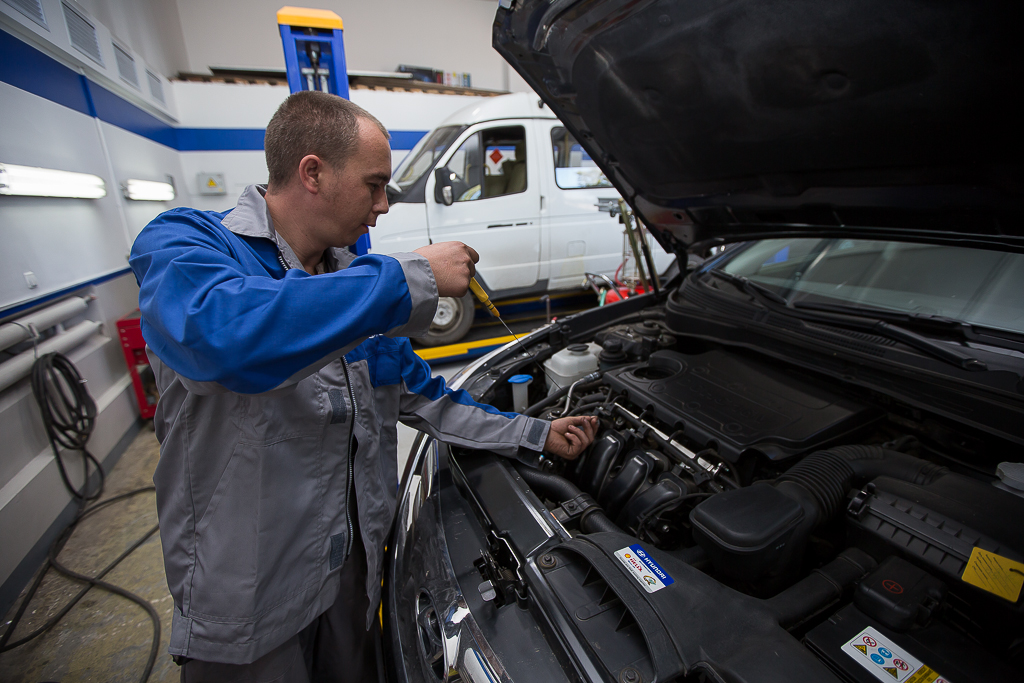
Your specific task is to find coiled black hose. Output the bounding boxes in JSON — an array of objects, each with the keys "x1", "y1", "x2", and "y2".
[
  {"x1": 513, "y1": 463, "x2": 623, "y2": 534},
  {"x1": 31, "y1": 352, "x2": 103, "y2": 500},
  {"x1": 775, "y1": 445, "x2": 948, "y2": 526}
]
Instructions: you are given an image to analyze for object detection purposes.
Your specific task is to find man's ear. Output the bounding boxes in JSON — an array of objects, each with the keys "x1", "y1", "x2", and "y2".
[{"x1": 297, "y1": 154, "x2": 325, "y2": 194}]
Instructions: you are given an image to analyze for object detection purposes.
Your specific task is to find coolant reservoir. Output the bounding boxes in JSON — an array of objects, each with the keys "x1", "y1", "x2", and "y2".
[{"x1": 544, "y1": 343, "x2": 600, "y2": 394}]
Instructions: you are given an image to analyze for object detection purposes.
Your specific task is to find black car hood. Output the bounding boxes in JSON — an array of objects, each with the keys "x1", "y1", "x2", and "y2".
[{"x1": 493, "y1": 0, "x2": 1024, "y2": 254}]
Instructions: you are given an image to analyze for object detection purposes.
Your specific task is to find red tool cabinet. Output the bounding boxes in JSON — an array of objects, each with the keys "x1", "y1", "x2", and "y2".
[{"x1": 116, "y1": 310, "x2": 157, "y2": 419}]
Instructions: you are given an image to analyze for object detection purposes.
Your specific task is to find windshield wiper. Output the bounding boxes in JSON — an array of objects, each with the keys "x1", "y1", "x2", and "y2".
[
  {"x1": 705, "y1": 268, "x2": 789, "y2": 306},
  {"x1": 702, "y1": 271, "x2": 987, "y2": 371},
  {"x1": 791, "y1": 301, "x2": 966, "y2": 332},
  {"x1": 787, "y1": 301, "x2": 988, "y2": 371}
]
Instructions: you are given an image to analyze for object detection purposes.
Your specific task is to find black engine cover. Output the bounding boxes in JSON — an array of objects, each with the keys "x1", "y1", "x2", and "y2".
[{"x1": 602, "y1": 350, "x2": 879, "y2": 462}]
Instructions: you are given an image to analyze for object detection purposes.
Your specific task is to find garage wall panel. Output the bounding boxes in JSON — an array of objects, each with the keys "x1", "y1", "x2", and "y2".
[
  {"x1": 99, "y1": 120, "x2": 189, "y2": 241},
  {"x1": 0, "y1": 81, "x2": 131, "y2": 311}
]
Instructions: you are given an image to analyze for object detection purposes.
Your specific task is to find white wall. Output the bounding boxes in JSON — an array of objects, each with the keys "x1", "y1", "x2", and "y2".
[
  {"x1": 0, "y1": 11, "x2": 186, "y2": 607},
  {"x1": 171, "y1": 0, "x2": 532, "y2": 92}
]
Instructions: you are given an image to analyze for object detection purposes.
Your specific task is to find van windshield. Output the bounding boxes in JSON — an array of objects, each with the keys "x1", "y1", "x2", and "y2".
[{"x1": 392, "y1": 126, "x2": 464, "y2": 190}]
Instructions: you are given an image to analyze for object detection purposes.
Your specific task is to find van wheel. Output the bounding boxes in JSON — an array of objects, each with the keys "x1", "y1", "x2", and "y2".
[{"x1": 415, "y1": 292, "x2": 476, "y2": 346}]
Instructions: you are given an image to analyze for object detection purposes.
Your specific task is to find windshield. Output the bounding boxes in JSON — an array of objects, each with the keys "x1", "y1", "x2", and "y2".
[
  {"x1": 718, "y1": 238, "x2": 1024, "y2": 334},
  {"x1": 392, "y1": 125, "x2": 463, "y2": 190}
]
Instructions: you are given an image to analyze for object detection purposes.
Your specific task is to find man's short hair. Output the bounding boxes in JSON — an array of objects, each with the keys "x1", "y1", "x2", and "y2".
[{"x1": 264, "y1": 91, "x2": 390, "y2": 188}]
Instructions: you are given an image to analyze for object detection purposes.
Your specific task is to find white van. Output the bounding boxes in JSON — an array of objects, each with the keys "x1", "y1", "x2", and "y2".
[{"x1": 372, "y1": 93, "x2": 674, "y2": 345}]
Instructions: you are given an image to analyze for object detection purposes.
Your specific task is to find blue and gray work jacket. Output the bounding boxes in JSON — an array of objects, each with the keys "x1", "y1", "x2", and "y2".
[{"x1": 129, "y1": 185, "x2": 550, "y2": 665}]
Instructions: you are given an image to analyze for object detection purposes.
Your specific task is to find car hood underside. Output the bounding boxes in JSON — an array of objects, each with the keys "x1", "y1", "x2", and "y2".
[{"x1": 493, "y1": 0, "x2": 1024, "y2": 254}]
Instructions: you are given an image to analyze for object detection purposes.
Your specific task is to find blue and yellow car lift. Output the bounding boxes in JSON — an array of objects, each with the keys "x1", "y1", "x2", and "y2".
[{"x1": 277, "y1": 7, "x2": 348, "y2": 97}]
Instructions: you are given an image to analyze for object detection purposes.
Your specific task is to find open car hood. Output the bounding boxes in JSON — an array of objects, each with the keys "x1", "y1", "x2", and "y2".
[{"x1": 493, "y1": 0, "x2": 1024, "y2": 255}]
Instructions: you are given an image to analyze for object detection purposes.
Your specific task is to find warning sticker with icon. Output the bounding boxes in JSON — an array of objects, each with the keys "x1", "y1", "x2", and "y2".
[
  {"x1": 841, "y1": 626, "x2": 950, "y2": 683},
  {"x1": 197, "y1": 172, "x2": 227, "y2": 196}
]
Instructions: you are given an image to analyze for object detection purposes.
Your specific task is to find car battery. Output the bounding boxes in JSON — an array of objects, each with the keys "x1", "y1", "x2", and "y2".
[{"x1": 804, "y1": 603, "x2": 1016, "y2": 683}]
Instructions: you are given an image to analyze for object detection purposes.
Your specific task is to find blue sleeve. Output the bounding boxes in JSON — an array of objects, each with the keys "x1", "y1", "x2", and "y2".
[
  {"x1": 397, "y1": 341, "x2": 518, "y2": 418},
  {"x1": 130, "y1": 210, "x2": 428, "y2": 394}
]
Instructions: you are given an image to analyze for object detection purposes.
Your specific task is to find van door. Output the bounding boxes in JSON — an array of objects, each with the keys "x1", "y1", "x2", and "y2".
[
  {"x1": 537, "y1": 121, "x2": 625, "y2": 290},
  {"x1": 539, "y1": 122, "x2": 677, "y2": 289},
  {"x1": 426, "y1": 122, "x2": 541, "y2": 292}
]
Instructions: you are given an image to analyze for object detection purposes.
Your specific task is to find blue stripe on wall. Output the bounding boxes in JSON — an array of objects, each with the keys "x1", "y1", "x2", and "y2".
[
  {"x1": 0, "y1": 26, "x2": 92, "y2": 116},
  {"x1": 0, "y1": 28, "x2": 430, "y2": 152},
  {"x1": 176, "y1": 128, "x2": 266, "y2": 151},
  {"x1": 389, "y1": 130, "x2": 428, "y2": 150},
  {"x1": 88, "y1": 80, "x2": 178, "y2": 148}
]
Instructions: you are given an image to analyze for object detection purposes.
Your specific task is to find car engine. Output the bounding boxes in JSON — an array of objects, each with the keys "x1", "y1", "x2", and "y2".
[{"x1": 459, "y1": 308, "x2": 1024, "y2": 682}]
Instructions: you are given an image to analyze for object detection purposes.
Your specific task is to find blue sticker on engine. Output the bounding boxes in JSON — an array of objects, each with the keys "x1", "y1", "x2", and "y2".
[{"x1": 614, "y1": 544, "x2": 674, "y2": 593}]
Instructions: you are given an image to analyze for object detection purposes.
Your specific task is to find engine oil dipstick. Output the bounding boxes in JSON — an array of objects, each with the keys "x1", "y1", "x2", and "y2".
[
  {"x1": 469, "y1": 277, "x2": 531, "y2": 350},
  {"x1": 469, "y1": 278, "x2": 563, "y2": 390}
]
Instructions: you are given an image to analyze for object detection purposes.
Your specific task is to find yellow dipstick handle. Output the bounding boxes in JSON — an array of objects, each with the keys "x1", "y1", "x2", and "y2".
[{"x1": 469, "y1": 278, "x2": 500, "y2": 318}]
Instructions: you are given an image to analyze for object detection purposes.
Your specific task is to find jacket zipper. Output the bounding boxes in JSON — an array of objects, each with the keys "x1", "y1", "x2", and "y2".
[
  {"x1": 341, "y1": 356, "x2": 358, "y2": 559},
  {"x1": 277, "y1": 244, "x2": 357, "y2": 560}
]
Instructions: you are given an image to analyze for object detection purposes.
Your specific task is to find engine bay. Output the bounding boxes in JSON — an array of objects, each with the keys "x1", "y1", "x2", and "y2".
[{"x1": 460, "y1": 306, "x2": 1024, "y2": 682}]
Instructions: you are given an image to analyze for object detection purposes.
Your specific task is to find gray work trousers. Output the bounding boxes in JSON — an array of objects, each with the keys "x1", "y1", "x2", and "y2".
[{"x1": 179, "y1": 521, "x2": 380, "y2": 683}]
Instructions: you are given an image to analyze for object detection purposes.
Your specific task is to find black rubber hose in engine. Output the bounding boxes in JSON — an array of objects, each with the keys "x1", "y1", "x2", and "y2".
[
  {"x1": 513, "y1": 463, "x2": 623, "y2": 534},
  {"x1": 774, "y1": 445, "x2": 948, "y2": 527},
  {"x1": 764, "y1": 547, "x2": 877, "y2": 629}
]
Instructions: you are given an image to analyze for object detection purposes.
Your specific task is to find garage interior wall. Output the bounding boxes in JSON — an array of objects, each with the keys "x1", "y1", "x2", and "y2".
[
  {"x1": 1, "y1": 0, "x2": 525, "y2": 615},
  {"x1": 173, "y1": 0, "x2": 531, "y2": 92},
  {"x1": 72, "y1": 0, "x2": 531, "y2": 93}
]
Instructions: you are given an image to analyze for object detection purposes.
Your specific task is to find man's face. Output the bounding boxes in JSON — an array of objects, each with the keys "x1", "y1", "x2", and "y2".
[{"x1": 317, "y1": 117, "x2": 392, "y2": 248}]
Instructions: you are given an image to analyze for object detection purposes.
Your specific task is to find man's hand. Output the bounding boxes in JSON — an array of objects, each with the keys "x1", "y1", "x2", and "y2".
[
  {"x1": 414, "y1": 242, "x2": 480, "y2": 297},
  {"x1": 543, "y1": 416, "x2": 599, "y2": 461}
]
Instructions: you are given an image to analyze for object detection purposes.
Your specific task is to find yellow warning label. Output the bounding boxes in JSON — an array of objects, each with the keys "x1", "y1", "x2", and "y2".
[
  {"x1": 961, "y1": 546, "x2": 1024, "y2": 602},
  {"x1": 207, "y1": 178, "x2": 218, "y2": 188},
  {"x1": 854, "y1": 644, "x2": 868, "y2": 655},
  {"x1": 905, "y1": 665, "x2": 939, "y2": 683},
  {"x1": 883, "y1": 666, "x2": 898, "y2": 679}
]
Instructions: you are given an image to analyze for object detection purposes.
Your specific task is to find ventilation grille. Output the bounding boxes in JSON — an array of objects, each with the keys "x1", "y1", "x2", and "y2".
[
  {"x1": 146, "y1": 70, "x2": 165, "y2": 104},
  {"x1": 3, "y1": 0, "x2": 47, "y2": 29},
  {"x1": 113, "y1": 43, "x2": 138, "y2": 88},
  {"x1": 62, "y1": 2, "x2": 102, "y2": 64}
]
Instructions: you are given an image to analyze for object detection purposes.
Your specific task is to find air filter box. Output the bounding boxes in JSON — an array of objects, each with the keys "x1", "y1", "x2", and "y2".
[{"x1": 690, "y1": 484, "x2": 804, "y2": 580}]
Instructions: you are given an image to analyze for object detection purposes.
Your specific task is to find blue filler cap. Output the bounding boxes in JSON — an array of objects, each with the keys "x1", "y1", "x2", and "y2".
[{"x1": 508, "y1": 374, "x2": 533, "y2": 384}]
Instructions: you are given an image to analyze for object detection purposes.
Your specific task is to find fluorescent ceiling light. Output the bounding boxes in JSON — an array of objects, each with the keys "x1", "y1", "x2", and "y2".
[
  {"x1": 122, "y1": 179, "x2": 175, "y2": 201},
  {"x1": 0, "y1": 163, "x2": 107, "y2": 199}
]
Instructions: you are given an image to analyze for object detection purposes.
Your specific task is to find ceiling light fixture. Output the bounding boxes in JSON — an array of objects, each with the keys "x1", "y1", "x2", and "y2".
[
  {"x1": 0, "y1": 163, "x2": 107, "y2": 199},
  {"x1": 122, "y1": 179, "x2": 175, "y2": 202}
]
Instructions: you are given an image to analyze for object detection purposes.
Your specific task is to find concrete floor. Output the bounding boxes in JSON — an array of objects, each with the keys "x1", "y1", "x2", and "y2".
[{"x1": 0, "y1": 361, "x2": 464, "y2": 683}]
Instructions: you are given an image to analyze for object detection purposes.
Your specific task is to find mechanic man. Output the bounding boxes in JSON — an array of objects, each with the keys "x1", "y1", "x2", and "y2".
[{"x1": 129, "y1": 90, "x2": 598, "y2": 682}]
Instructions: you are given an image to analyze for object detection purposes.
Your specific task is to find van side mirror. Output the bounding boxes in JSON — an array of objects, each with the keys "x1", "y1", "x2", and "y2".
[{"x1": 434, "y1": 167, "x2": 454, "y2": 206}]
